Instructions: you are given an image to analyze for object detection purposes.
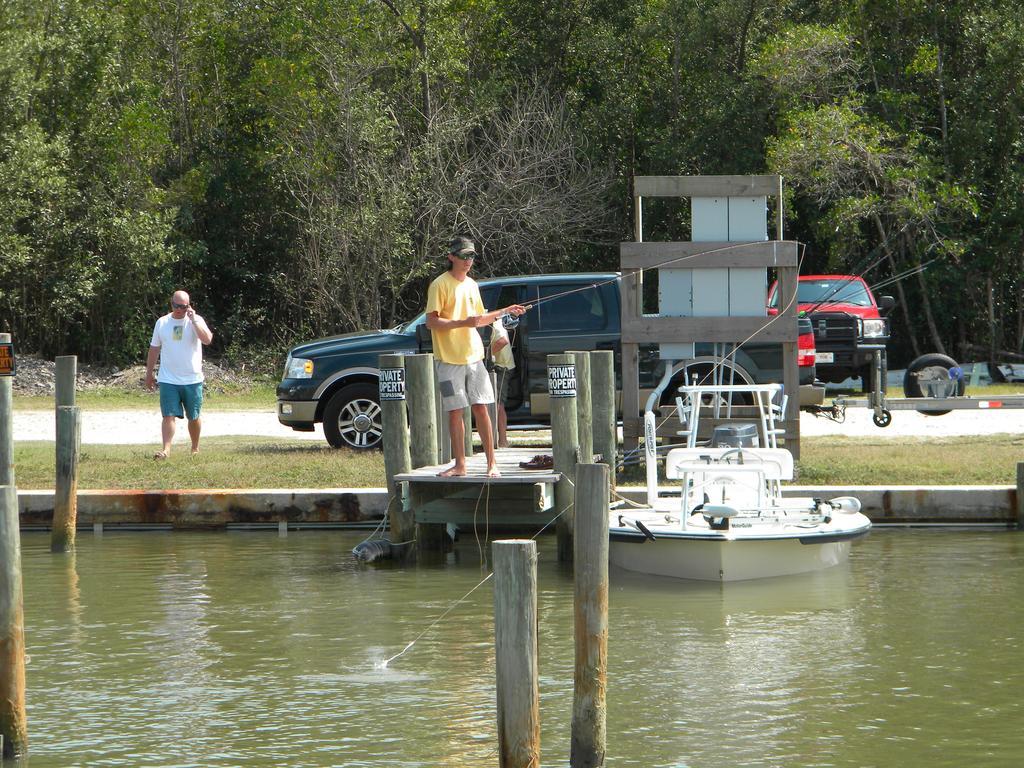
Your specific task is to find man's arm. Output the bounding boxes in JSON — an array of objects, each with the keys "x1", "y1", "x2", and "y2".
[
  {"x1": 145, "y1": 346, "x2": 160, "y2": 391},
  {"x1": 187, "y1": 308, "x2": 213, "y2": 345},
  {"x1": 425, "y1": 305, "x2": 527, "y2": 330}
]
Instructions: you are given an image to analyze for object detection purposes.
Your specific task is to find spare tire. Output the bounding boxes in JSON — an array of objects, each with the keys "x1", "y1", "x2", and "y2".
[{"x1": 902, "y1": 353, "x2": 966, "y2": 416}]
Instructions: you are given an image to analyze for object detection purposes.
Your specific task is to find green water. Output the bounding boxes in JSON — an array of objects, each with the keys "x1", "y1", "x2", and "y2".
[{"x1": 17, "y1": 528, "x2": 1024, "y2": 767}]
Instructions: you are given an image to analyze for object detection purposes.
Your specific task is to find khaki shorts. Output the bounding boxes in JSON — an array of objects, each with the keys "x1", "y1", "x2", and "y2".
[
  {"x1": 494, "y1": 366, "x2": 513, "y2": 405},
  {"x1": 437, "y1": 360, "x2": 494, "y2": 412}
]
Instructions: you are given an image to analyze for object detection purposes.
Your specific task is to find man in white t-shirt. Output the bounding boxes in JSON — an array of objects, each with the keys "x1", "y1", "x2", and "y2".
[
  {"x1": 145, "y1": 290, "x2": 214, "y2": 459},
  {"x1": 491, "y1": 318, "x2": 516, "y2": 448}
]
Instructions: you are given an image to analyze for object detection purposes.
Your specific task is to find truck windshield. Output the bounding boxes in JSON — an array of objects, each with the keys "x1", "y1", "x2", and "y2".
[
  {"x1": 797, "y1": 279, "x2": 871, "y2": 307},
  {"x1": 400, "y1": 312, "x2": 426, "y2": 333}
]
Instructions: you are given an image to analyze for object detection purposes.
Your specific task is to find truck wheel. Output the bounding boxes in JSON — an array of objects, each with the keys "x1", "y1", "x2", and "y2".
[
  {"x1": 902, "y1": 353, "x2": 965, "y2": 416},
  {"x1": 323, "y1": 383, "x2": 383, "y2": 449}
]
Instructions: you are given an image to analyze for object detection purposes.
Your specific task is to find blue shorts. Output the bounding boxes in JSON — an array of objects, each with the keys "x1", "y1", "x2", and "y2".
[{"x1": 159, "y1": 382, "x2": 203, "y2": 420}]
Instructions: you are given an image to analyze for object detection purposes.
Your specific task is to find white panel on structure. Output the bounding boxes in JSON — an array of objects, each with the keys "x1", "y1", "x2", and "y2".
[
  {"x1": 692, "y1": 269, "x2": 730, "y2": 316},
  {"x1": 659, "y1": 269, "x2": 695, "y2": 360},
  {"x1": 727, "y1": 197, "x2": 768, "y2": 241},
  {"x1": 729, "y1": 269, "x2": 768, "y2": 316},
  {"x1": 658, "y1": 269, "x2": 693, "y2": 316},
  {"x1": 691, "y1": 198, "x2": 728, "y2": 241},
  {"x1": 660, "y1": 342, "x2": 695, "y2": 360}
]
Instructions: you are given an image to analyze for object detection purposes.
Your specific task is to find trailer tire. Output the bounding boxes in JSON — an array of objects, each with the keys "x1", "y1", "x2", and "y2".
[{"x1": 902, "y1": 353, "x2": 965, "y2": 416}]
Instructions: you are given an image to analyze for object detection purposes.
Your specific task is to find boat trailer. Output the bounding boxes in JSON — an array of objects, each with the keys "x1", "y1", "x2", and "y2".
[{"x1": 806, "y1": 350, "x2": 1024, "y2": 428}]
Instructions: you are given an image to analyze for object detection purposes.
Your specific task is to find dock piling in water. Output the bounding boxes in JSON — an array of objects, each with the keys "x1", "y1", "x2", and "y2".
[
  {"x1": 569, "y1": 351, "x2": 593, "y2": 465},
  {"x1": 549, "y1": 354, "x2": 579, "y2": 563},
  {"x1": 590, "y1": 350, "x2": 617, "y2": 486},
  {"x1": 406, "y1": 354, "x2": 439, "y2": 470},
  {"x1": 51, "y1": 405, "x2": 81, "y2": 553},
  {"x1": 571, "y1": 463, "x2": 609, "y2": 767},
  {"x1": 55, "y1": 355, "x2": 77, "y2": 409},
  {"x1": 379, "y1": 354, "x2": 413, "y2": 550},
  {"x1": 0, "y1": 333, "x2": 13, "y2": 487},
  {"x1": 493, "y1": 539, "x2": 540, "y2": 767},
  {"x1": 0, "y1": 484, "x2": 28, "y2": 758}
]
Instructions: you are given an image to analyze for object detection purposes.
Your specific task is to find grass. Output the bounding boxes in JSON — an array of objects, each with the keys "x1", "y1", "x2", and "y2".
[
  {"x1": 795, "y1": 434, "x2": 1024, "y2": 485},
  {"x1": 12, "y1": 433, "x2": 1024, "y2": 490},
  {"x1": 14, "y1": 381, "x2": 279, "y2": 411},
  {"x1": 965, "y1": 383, "x2": 1024, "y2": 397},
  {"x1": 13, "y1": 437, "x2": 387, "y2": 490}
]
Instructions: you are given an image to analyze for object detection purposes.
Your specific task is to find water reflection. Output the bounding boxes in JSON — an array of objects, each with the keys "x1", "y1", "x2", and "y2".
[{"x1": 17, "y1": 529, "x2": 1024, "y2": 767}]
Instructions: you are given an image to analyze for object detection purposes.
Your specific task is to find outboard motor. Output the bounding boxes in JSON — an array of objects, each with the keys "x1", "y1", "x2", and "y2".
[{"x1": 710, "y1": 423, "x2": 758, "y2": 448}]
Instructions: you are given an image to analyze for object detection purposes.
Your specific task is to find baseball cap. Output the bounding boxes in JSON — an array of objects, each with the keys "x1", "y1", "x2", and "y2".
[{"x1": 448, "y1": 236, "x2": 477, "y2": 258}]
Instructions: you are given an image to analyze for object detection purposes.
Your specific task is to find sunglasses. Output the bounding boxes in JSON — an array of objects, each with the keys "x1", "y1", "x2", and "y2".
[
  {"x1": 172, "y1": 302, "x2": 190, "y2": 309},
  {"x1": 452, "y1": 252, "x2": 476, "y2": 261}
]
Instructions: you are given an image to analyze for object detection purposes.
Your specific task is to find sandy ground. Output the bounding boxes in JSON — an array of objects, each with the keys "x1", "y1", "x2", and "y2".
[{"x1": 12, "y1": 402, "x2": 1024, "y2": 445}]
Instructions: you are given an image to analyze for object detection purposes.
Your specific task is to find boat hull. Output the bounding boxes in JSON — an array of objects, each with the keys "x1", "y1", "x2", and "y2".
[{"x1": 608, "y1": 529, "x2": 865, "y2": 582}]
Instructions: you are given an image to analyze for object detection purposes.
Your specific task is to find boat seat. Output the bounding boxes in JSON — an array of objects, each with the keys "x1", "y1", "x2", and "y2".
[{"x1": 665, "y1": 447, "x2": 794, "y2": 481}]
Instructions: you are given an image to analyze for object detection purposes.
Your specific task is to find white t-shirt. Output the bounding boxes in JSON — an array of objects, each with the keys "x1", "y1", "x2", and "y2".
[
  {"x1": 150, "y1": 313, "x2": 206, "y2": 384},
  {"x1": 491, "y1": 319, "x2": 515, "y2": 370}
]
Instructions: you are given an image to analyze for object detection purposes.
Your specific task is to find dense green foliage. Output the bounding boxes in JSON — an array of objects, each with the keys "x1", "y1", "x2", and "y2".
[{"x1": 2, "y1": 0, "x2": 1022, "y2": 370}]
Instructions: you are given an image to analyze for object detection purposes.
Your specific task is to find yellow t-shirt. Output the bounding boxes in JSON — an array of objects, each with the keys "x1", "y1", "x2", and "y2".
[{"x1": 426, "y1": 271, "x2": 486, "y2": 365}]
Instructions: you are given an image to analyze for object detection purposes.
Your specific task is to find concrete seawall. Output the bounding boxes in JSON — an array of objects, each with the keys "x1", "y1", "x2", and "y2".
[{"x1": 16, "y1": 485, "x2": 1020, "y2": 529}]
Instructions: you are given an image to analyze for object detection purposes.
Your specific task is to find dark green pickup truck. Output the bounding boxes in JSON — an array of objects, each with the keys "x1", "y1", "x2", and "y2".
[{"x1": 276, "y1": 272, "x2": 819, "y2": 449}]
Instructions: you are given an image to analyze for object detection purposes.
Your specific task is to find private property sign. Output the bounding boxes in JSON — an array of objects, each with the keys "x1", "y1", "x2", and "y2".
[
  {"x1": 548, "y1": 363, "x2": 576, "y2": 398},
  {"x1": 0, "y1": 342, "x2": 13, "y2": 376},
  {"x1": 378, "y1": 367, "x2": 405, "y2": 401}
]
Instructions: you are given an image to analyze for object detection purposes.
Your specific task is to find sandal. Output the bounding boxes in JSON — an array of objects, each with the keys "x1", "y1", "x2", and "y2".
[{"x1": 518, "y1": 454, "x2": 554, "y2": 470}]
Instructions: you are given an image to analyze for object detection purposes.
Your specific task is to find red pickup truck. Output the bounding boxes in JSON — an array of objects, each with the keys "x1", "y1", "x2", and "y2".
[{"x1": 769, "y1": 275, "x2": 895, "y2": 388}]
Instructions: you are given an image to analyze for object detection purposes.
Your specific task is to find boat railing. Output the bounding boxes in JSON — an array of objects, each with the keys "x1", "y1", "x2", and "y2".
[{"x1": 645, "y1": 383, "x2": 790, "y2": 509}]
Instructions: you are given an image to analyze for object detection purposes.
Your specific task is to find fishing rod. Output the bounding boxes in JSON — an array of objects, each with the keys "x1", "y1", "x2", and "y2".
[
  {"x1": 491, "y1": 240, "x2": 807, "y2": 409},
  {"x1": 494, "y1": 240, "x2": 802, "y2": 318}
]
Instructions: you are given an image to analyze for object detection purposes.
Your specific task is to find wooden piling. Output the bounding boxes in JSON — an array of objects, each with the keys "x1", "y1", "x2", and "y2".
[
  {"x1": 435, "y1": 364, "x2": 450, "y2": 463},
  {"x1": 549, "y1": 354, "x2": 579, "y2": 563},
  {"x1": 379, "y1": 354, "x2": 413, "y2": 547},
  {"x1": 405, "y1": 354, "x2": 439, "y2": 469},
  {"x1": 493, "y1": 539, "x2": 540, "y2": 768},
  {"x1": 406, "y1": 354, "x2": 447, "y2": 551},
  {"x1": 1017, "y1": 462, "x2": 1024, "y2": 530},
  {"x1": 590, "y1": 351, "x2": 616, "y2": 483},
  {"x1": 51, "y1": 405, "x2": 81, "y2": 553},
  {"x1": 0, "y1": 333, "x2": 13, "y2": 487},
  {"x1": 55, "y1": 355, "x2": 77, "y2": 408},
  {"x1": 571, "y1": 464, "x2": 609, "y2": 767},
  {"x1": 0, "y1": 484, "x2": 28, "y2": 759},
  {"x1": 570, "y1": 352, "x2": 593, "y2": 464}
]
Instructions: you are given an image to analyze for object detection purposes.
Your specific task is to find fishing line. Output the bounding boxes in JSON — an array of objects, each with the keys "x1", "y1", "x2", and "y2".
[
  {"x1": 499, "y1": 240, "x2": 801, "y2": 319},
  {"x1": 801, "y1": 223, "x2": 912, "y2": 314},
  {"x1": 378, "y1": 494, "x2": 574, "y2": 670},
  {"x1": 381, "y1": 239, "x2": 813, "y2": 669}
]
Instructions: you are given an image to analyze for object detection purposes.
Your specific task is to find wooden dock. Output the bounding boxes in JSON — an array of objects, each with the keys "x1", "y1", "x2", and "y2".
[{"x1": 393, "y1": 448, "x2": 561, "y2": 528}]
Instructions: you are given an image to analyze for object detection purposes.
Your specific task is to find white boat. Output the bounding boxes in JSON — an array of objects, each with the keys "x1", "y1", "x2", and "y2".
[{"x1": 609, "y1": 383, "x2": 871, "y2": 582}]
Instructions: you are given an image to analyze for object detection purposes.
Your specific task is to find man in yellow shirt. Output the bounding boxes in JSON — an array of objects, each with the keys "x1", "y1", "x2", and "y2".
[{"x1": 426, "y1": 236, "x2": 526, "y2": 477}]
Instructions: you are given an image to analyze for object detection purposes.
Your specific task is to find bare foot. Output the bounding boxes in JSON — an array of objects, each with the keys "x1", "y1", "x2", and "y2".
[
  {"x1": 153, "y1": 450, "x2": 168, "y2": 461},
  {"x1": 486, "y1": 466, "x2": 501, "y2": 478},
  {"x1": 191, "y1": 447, "x2": 199, "y2": 456},
  {"x1": 438, "y1": 465, "x2": 466, "y2": 477}
]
